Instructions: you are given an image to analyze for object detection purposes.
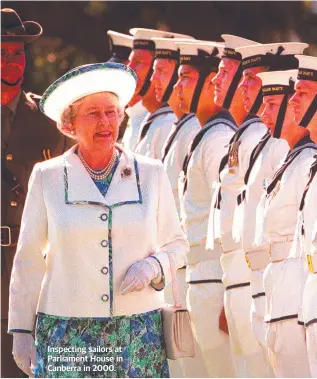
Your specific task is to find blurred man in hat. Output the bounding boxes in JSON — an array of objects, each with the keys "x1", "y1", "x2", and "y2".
[
  {"x1": 226, "y1": 42, "x2": 307, "y2": 374},
  {"x1": 132, "y1": 29, "x2": 192, "y2": 159},
  {"x1": 175, "y1": 39, "x2": 236, "y2": 378},
  {"x1": 150, "y1": 37, "x2": 202, "y2": 378},
  {"x1": 151, "y1": 37, "x2": 200, "y2": 215},
  {"x1": 1, "y1": 8, "x2": 73, "y2": 377},
  {"x1": 289, "y1": 55, "x2": 317, "y2": 378},
  {"x1": 106, "y1": 30, "x2": 133, "y2": 142},
  {"x1": 253, "y1": 67, "x2": 315, "y2": 377},
  {"x1": 206, "y1": 34, "x2": 274, "y2": 377}
]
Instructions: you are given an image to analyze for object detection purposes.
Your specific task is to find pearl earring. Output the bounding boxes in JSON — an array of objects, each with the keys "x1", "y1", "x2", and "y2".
[{"x1": 70, "y1": 130, "x2": 75, "y2": 135}]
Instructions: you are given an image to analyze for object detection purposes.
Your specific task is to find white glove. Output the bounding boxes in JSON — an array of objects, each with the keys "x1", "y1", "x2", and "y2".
[
  {"x1": 12, "y1": 333, "x2": 37, "y2": 377},
  {"x1": 120, "y1": 258, "x2": 162, "y2": 295}
]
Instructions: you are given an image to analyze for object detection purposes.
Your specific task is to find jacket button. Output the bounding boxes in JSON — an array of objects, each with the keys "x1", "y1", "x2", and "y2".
[
  {"x1": 10, "y1": 201, "x2": 18, "y2": 207},
  {"x1": 6, "y1": 154, "x2": 13, "y2": 161},
  {"x1": 101, "y1": 294, "x2": 109, "y2": 302},
  {"x1": 101, "y1": 267, "x2": 108, "y2": 275},
  {"x1": 101, "y1": 240, "x2": 108, "y2": 248},
  {"x1": 100, "y1": 213, "x2": 108, "y2": 222}
]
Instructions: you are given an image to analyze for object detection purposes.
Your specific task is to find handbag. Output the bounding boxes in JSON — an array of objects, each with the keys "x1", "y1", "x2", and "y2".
[{"x1": 161, "y1": 253, "x2": 195, "y2": 360}]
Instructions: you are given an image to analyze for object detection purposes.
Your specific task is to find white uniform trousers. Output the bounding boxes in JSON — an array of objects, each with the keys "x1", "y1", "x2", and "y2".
[
  {"x1": 303, "y1": 273, "x2": 317, "y2": 378},
  {"x1": 249, "y1": 269, "x2": 274, "y2": 377},
  {"x1": 221, "y1": 249, "x2": 271, "y2": 377},
  {"x1": 187, "y1": 258, "x2": 234, "y2": 378},
  {"x1": 266, "y1": 319, "x2": 311, "y2": 378},
  {"x1": 263, "y1": 254, "x2": 311, "y2": 377}
]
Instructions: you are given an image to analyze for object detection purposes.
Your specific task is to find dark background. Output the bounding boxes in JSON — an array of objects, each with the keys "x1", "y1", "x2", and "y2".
[{"x1": 3, "y1": 1, "x2": 317, "y2": 94}]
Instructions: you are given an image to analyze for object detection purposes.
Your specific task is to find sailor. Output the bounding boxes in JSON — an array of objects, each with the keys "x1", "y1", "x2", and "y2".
[
  {"x1": 230, "y1": 42, "x2": 307, "y2": 361},
  {"x1": 289, "y1": 55, "x2": 317, "y2": 377},
  {"x1": 254, "y1": 67, "x2": 315, "y2": 377},
  {"x1": 175, "y1": 39, "x2": 236, "y2": 378},
  {"x1": 206, "y1": 34, "x2": 273, "y2": 377},
  {"x1": 133, "y1": 30, "x2": 194, "y2": 159},
  {"x1": 297, "y1": 157, "x2": 317, "y2": 378},
  {"x1": 150, "y1": 37, "x2": 201, "y2": 378},
  {"x1": 150, "y1": 37, "x2": 200, "y2": 214},
  {"x1": 123, "y1": 28, "x2": 190, "y2": 153},
  {"x1": 106, "y1": 30, "x2": 134, "y2": 142},
  {"x1": 107, "y1": 30, "x2": 133, "y2": 64}
]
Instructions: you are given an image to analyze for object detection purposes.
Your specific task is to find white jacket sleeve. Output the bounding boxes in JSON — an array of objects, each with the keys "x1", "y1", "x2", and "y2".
[
  {"x1": 152, "y1": 164, "x2": 189, "y2": 285},
  {"x1": 8, "y1": 164, "x2": 47, "y2": 333}
]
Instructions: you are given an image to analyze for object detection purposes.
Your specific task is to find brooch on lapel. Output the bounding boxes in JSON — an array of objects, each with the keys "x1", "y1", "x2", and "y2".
[
  {"x1": 121, "y1": 165, "x2": 132, "y2": 178},
  {"x1": 228, "y1": 141, "x2": 241, "y2": 174}
]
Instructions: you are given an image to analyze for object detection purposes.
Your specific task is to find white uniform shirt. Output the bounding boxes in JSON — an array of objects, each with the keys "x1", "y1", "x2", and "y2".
[
  {"x1": 262, "y1": 147, "x2": 316, "y2": 242},
  {"x1": 234, "y1": 137, "x2": 289, "y2": 250},
  {"x1": 299, "y1": 163, "x2": 317, "y2": 324},
  {"x1": 122, "y1": 101, "x2": 149, "y2": 152},
  {"x1": 135, "y1": 106, "x2": 177, "y2": 159},
  {"x1": 257, "y1": 139, "x2": 317, "y2": 321},
  {"x1": 207, "y1": 117, "x2": 267, "y2": 251},
  {"x1": 162, "y1": 114, "x2": 200, "y2": 215},
  {"x1": 179, "y1": 111, "x2": 237, "y2": 265}
]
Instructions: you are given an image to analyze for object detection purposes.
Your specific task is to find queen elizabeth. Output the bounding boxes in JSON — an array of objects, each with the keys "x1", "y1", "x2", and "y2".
[{"x1": 8, "y1": 63, "x2": 188, "y2": 378}]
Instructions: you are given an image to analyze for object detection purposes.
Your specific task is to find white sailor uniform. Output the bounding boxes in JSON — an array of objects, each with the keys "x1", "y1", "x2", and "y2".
[
  {"x1": 233, "y1": 134, "x2": 289, "y2": 349},
  {"x1": 255, "y1": 136, "x2": 316, "y2": 378},
  {"x1": 291, "y1": 156, "x2": 317, "y2": 377},
  {"x1": 135, "y1": 104, "x2": 176, "y2": 159},
  {"x1": 162, "y1": 113, "x2": 201, "y2": 216},
  {"x1": 122, "y1": 100, "x2": 149, "y2": 152},
  {"x1": 207, "y1": 115, "x2": 270, "y2": 377},
  {"x1": 179, "y1": 110, "x2": 236, "y2": 378}
]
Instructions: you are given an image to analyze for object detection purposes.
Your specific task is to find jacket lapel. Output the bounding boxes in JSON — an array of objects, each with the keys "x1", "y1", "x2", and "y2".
[{"x1": 63, "y1": 145, "x2": 142, "y2": 208}]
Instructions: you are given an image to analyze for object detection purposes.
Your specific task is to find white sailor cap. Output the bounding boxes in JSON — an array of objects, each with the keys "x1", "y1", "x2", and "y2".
[
  {"x1": 107, "y1": 30, "x2": 133, "y2": 63},
  {"x1": 237, "y1": 42, "x2": 308, "y2": 70},
  {"x1": 175, "y1": 40, "x2": 224, "y2": 67},
  {"x1": 257, "y1": 69, "x2": 298, "y2": 96},
  {"x1": 130, "y1": 27, "x2": 193, "y2": 51},
  {"x1": 152, "y1": 37, "x2": 194, "y2": 60},
  {"x1": 296, "y1": 55, "x2": 317, "y2": 82},
  {"x1": 221, "y1": 34, "x2": 259, "y2": 60}
]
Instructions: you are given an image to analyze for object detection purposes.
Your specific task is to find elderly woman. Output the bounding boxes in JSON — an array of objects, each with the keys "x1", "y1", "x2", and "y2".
[{"x1": 8, "y1": 63, "x2": 188, "y2": 378}]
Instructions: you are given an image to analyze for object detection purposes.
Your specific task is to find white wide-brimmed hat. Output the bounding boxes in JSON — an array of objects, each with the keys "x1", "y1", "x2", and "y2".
[{"x1": 40, "y1": 62, "x2": 137, "y2": 122}]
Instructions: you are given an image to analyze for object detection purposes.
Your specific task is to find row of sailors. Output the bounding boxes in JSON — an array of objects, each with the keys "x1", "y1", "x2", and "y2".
[{"x1": 107, "y1": 28, "x2": 317, "y2": 378}]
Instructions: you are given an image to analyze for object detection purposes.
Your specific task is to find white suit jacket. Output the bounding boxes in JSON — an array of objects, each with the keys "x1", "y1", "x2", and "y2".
[{"x1": 8, "y1": 145, "x2": 188, "y2": 333}]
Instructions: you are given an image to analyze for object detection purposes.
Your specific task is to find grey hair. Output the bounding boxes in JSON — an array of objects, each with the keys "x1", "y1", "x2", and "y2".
[{"x1": 57, "y1": 92, "x2": 125, "y2": 139}]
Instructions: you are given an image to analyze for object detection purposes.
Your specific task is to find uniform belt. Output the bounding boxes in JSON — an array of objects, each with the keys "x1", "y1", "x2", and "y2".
[
  {"x1": 220, "y1": 234, "x2": 241, "y2": 253},
  {"x1": 245, "y1": 248, "x2": 270, "y2": 271},
  {"x1": 187, "y1": 279, "x2": 223, "y2": 284},
  {"x1": 269, "y1": 238, "x2": 293, "y2": 263},
  {"x1": 306, "y1": 254, "x2": 317, "y2": 274},
  {"x1": 225, "y1": 282, "x2": 250, "y2": 291},
  {"x1": 0, "y1": 226, "x2": 20, "y2": 247}
]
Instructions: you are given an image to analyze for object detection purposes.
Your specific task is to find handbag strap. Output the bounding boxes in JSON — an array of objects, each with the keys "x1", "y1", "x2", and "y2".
[{"x1": 167, "y1": 253, "x2": 182, "y2": 308}]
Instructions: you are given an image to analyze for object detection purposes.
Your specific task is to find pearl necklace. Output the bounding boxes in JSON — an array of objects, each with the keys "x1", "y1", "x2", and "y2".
[{"x1": 78, "y1": 149, "x2": 117, "y2": 181}]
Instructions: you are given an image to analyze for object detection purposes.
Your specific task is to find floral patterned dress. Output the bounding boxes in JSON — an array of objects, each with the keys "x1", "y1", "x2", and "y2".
[{"x1": 34, "y1": 155, "x2": 169, "y2": 378}]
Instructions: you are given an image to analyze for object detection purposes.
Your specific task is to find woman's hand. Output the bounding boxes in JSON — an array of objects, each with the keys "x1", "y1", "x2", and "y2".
[
  {"x1": 12, "y1": 333, "x2": 37, "y2": 377},
  {"x1": 120, "y1": 258, "x2": 161, "y2": 295}
]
